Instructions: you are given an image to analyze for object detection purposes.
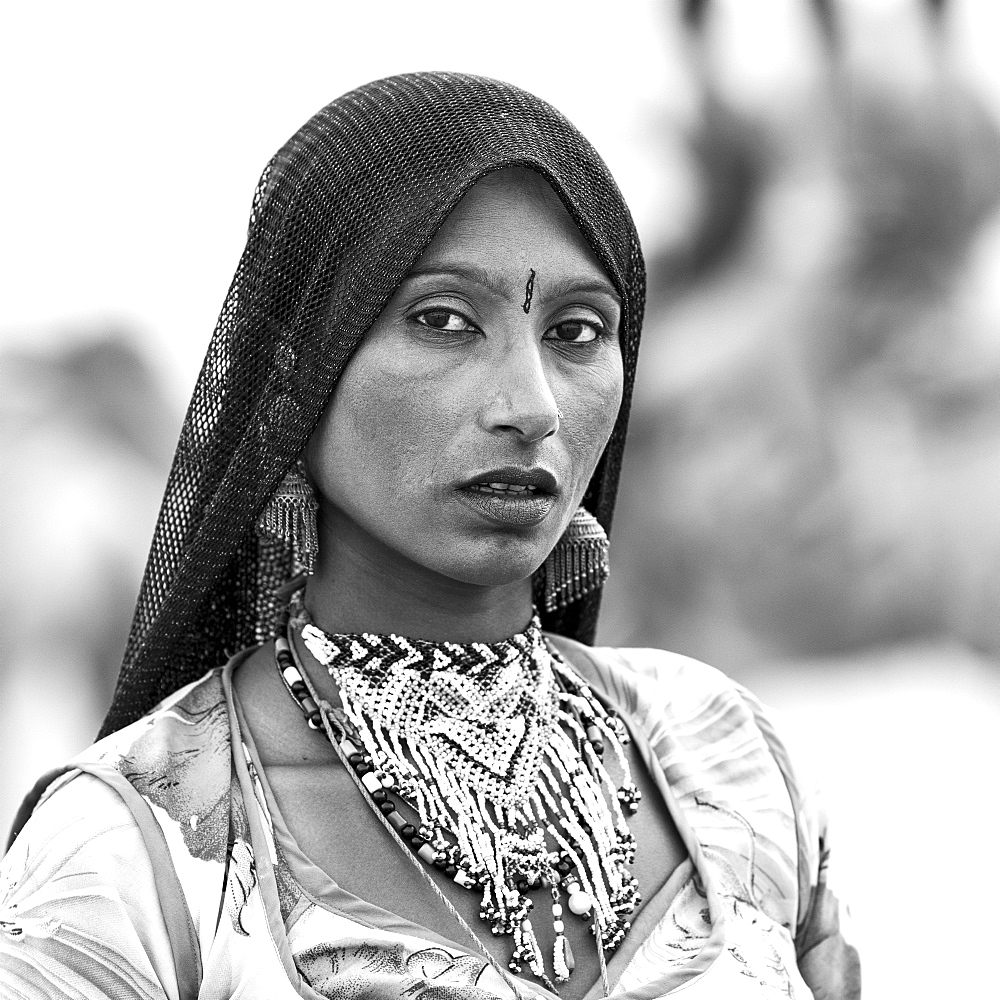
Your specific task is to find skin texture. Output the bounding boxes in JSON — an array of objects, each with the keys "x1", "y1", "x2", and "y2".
[{"x1": 303, "y1": 168, "x2": 624, "y2": 643}]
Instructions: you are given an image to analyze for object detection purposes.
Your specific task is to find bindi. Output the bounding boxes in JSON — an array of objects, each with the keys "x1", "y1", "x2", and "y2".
[{"x1": 522, "y1": 268, "x2": 536, "y2": 314}]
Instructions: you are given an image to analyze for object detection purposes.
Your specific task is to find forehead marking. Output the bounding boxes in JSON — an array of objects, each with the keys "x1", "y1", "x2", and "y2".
[{"x1": 522, "y1": 269, "x2": 537, "y2": 315}]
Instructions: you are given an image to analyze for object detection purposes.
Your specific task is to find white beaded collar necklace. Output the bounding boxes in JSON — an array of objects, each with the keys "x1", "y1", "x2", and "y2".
[{"x1": 273, "y1": 594, "x2": 642, "y2": 995}]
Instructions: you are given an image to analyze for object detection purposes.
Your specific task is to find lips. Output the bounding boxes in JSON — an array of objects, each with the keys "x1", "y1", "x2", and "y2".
[
  {"x1": 457, "y1": 466, "x2": 558, "y2": 494},
  {"x1": 455, "y1": 466, "x2": 559, "y2": 526}
]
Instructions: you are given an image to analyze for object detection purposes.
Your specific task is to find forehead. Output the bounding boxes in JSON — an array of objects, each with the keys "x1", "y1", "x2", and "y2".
[{"x1": 413, "y1": 168, "x2": 614, "y2": 289}]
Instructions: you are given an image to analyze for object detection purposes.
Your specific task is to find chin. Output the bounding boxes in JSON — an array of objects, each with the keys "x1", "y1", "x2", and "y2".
[{"x1": 438, "y1": 542, "x2": 548, "y2": 590}]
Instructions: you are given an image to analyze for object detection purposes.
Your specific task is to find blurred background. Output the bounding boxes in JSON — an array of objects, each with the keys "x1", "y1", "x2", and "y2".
[{"x1": 2, "y1": 0, "x2": 998, "y2": 995}]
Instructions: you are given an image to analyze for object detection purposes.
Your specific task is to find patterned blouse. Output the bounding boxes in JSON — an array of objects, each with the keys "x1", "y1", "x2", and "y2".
[{"x1": 0, "y1": 637, "x2": 860, "y2": 999}]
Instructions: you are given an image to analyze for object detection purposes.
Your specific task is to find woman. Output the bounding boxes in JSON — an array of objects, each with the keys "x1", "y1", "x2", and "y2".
[{"x1": 0, "y1": 74, "x2": 859, "y2": 999}]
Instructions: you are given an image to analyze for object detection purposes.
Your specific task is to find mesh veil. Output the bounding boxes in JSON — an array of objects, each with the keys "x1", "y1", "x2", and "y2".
[{"x1": 100, "y1": 72, "x2": 645, "y2": 738}]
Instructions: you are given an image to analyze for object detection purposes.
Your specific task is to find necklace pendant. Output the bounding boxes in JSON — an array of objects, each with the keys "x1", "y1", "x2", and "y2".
[{"x1": 554, "y1": 933, "x2": 574, "y2": 980}]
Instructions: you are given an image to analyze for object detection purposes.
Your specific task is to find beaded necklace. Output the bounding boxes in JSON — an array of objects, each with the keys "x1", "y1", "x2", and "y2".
[{"x1": 273, "y1": 596, "x2": 641, "y2": 992}]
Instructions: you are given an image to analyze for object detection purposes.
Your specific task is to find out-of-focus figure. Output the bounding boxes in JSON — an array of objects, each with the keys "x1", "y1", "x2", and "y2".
[
  {"x1": 603, "y1": 0, "x2": 1000, "y2": 665},
  {"x1": 0, "y1": 333, "x2": 177, "y2": 835},
  {"x1": 600, "y1": 3, "x2": 1000, "y2": 997}
]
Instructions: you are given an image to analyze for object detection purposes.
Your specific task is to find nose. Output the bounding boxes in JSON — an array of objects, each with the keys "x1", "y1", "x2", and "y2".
[{"x1": 479, "y1": 339, "x2": 560, "y2": 443}]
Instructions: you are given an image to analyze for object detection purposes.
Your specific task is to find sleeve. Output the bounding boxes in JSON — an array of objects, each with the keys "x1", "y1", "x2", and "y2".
[
  {"x1": 737, "y1": 685, "x2": 862, "y2": 1000},
  {"x1": 0, "y1": 772, "x2": 178, "y2": 1000}
]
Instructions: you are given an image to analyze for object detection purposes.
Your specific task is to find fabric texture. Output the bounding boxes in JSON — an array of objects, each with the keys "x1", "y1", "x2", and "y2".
[
  {"x1": 100, "y1": 72, "x2": 645, "y2": 738},
  {"x1": 1, "y1": 644, "x2": 860, "y2": 999}
]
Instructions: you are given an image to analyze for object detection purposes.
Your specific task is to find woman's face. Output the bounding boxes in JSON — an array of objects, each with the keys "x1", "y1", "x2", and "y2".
[{"x1": 306, "y1": 168, "x2": 624, "y2": 591}]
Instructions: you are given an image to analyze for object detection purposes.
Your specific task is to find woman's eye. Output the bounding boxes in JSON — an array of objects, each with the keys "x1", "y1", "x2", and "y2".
[
  {"x1": 414, "y1": 308, "x2": 476, "y2": 333},
  {"x1": 544, "y1": 319, "x2": 603, "y2": 344}
]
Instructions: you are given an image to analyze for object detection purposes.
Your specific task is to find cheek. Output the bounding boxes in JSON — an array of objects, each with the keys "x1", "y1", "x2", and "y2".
[
  {"x1": 560, "y1": 359, "x2": 624, "y2": 477},
  {"x1": 311, "y1": 347, "x2": 464, "y2": 499}
]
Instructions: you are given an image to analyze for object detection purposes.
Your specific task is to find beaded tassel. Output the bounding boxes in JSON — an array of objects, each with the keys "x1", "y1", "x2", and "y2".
[
  {"x1": 551, "y1": 892, "x2": 574, "y2": 982},
  {"x1": 283, "y1": 607, "x2": 640, "y2": 988}
]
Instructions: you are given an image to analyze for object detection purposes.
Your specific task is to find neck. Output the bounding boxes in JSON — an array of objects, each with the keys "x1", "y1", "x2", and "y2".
[{"x1": 303, "y1": 513, "x2": 535, "y2": 644}]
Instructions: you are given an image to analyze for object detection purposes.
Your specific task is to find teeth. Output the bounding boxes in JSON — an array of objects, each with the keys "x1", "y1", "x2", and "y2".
[{"x1": 469, "y1": 482, "x2": 539, "y2": 494}]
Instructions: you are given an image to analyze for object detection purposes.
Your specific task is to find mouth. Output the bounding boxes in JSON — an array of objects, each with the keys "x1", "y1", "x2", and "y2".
[
  {"x1": 455, "y1": 467, "x2": 559, "y2": 526},
  {"x1": 465, "y1": 482, "x2": 542, "y2": 495}
]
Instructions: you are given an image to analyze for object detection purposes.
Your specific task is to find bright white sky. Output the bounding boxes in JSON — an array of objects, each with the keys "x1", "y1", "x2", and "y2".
[
  {"x1": 3, "y1": 0, "x2": 999, "y2": 401},
  {"x1": 0, "y1": 1, "x2": 692, "y2": 398}
]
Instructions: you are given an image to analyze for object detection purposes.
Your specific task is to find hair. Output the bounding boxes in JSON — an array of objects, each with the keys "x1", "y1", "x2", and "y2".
[{"x1": 100, "y1": 72, "x2": 645, "y2": 738}]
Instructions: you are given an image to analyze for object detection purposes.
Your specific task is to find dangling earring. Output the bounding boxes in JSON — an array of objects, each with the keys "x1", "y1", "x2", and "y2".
[
  {"x1": 257, "y1": 459, "x2": 319, "y2": 574},
  {"x1": 542, "y1": 506, "x2": 609, "y2": 612}
]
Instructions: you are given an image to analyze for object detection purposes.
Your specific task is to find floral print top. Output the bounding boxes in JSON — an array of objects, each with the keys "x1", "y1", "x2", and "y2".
[{"x1": 0, "y1": 638, "x2": 860, "y2": 999}]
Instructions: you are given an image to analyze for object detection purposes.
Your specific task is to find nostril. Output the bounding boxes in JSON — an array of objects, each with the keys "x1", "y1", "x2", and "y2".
[{"x1": 490, "y1": 410, "x2": 559, "y2": 442}]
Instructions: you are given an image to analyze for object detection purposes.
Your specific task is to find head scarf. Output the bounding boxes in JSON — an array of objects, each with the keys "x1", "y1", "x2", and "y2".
[{"x1": 100, "y1": 72, "x2": 645, "y2": 738}]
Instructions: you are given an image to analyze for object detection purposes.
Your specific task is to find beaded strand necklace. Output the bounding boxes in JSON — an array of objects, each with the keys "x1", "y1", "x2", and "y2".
[{"x1": 273, "y1": 594, "x2": 641, "y2": 992}]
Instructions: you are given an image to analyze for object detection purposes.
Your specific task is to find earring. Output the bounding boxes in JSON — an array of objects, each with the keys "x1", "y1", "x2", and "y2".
[
  {"x1": 257, "y1": 459, "x2": 319, "y2": 574},
  {"x1": 542, "y1": 506, "x2": 609, "y2": 612}
]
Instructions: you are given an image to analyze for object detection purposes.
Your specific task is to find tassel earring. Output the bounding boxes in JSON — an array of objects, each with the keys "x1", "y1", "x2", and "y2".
[
  {"x1": 542, "y1": 506, "x2": 609, "y2": 612},
  {"x1": 257, "y1": 459, "x2": 319, "y2": 574}
]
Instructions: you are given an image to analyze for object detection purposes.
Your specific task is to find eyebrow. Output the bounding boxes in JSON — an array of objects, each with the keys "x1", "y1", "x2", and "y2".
[
  {"x1": 405, "y1": 264, "x2": 510, "y2": 297},
  {"x1": 403, "y1": 264, "x2": 622, "y2": 307}
]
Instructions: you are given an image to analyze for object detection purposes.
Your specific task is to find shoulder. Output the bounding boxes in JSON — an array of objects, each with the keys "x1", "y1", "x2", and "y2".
[
  {"x1": 8, "y1": 767, "x2": 149, "y2": 858},
  {"x1": 6, "y1": 664, "x2": 237, "y2": 917},
  {"x1": 562, "y1": 637, "x2": 816, "y2": 848},
  {"x1": 1, "y1": 770, "x2": 179, "y2": 998},
  {"x1": 70, "y1": 667, "x2": 234, "y2": 823},
  {"x1": 547, "y1": 634, "x2": 774, "y2": 746},
  {"x1": 547, "y1": 632, "x2": 740, "y2": 695},
  {"x1": 6, "y1": 667, "x2": 234, "y2": 854},
  {"x1": 548, "y1": 636, "x2": 800, "y2": 824},
  {"x1": 547, "y1": 636, "x2": 822, "y2": 926},
  {"x1": 9, "y1": 662, "x2": 235, "y2": 862},
  {"x1": 83, "y1": 665, "x2": 231, "y2": 766},
  {"x1": 1, "y1": 666, "x2": 243, "y2": 997},
  {"x1": 71, "y1": 665, "x2": 237, "y2": 870},
  {"x1": 576, "y1": 640, "x2": 797, "y2": 796}
]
